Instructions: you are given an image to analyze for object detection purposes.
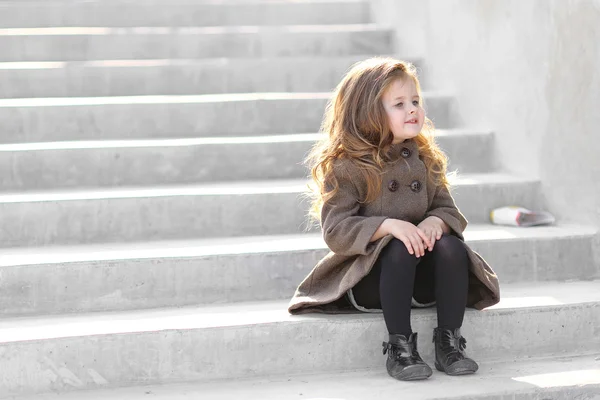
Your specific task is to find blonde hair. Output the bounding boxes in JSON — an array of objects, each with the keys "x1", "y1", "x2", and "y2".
[{"x1": 306, "y1": 57, "x2": 450, "y2": 221}]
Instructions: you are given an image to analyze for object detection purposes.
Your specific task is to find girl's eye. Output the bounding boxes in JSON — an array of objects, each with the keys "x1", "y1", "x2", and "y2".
[
  {"x1": 395, "y1": 102, "x2": 403, "y2": 107},
  {"x1": 413, "y1": 100, "x2": 420, "y2": 106}
]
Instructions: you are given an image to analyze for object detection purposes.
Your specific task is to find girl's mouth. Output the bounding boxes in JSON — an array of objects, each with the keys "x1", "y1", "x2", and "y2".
[{"x1": 405, "y1": 118, "x2": 418, "y2": 124}]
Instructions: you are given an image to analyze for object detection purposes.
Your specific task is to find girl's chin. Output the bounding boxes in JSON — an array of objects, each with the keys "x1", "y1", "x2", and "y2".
[
  {"x1": 392, "y1": 136, "x2": 415, "y2": 144},
  {"x1": 396, "y1": 132, "x2": 420, "y2": 140}
]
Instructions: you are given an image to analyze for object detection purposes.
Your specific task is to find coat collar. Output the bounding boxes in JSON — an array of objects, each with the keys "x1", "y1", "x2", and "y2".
[{"x1": 386, "y1": 138, "x2": 419, "y2": 162}]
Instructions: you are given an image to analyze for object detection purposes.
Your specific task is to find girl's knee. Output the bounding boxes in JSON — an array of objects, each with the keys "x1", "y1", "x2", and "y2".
[
  {"x1": 386, "y1": 238, "x2": 410, "y2": 253},
  {"x1": 432, "y1": 234, "x2": 467, "y2": 259},
  {"x1": 380, "y1": 238, "x2": 415, "y2": 264}
]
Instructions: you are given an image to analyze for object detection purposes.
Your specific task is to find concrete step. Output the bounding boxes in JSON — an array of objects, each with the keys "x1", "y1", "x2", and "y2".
[
  {"x1": 0, "y1": 174, "x2": 540, "y2": 247},
  {"x1": 0, "y1": 56, "x2": 419, "y2": 98},
  {"x1": 0, "y1": 92, "x2": 456, "y2": 143},
  {"x1": 0, "y1": 280, "x2": 598, "y2": 397},
  {"x1": 0, "y1": 225, "x2": 597, "y2": 316},
  {"x1": 0, "y1": 25, "x2": 392, "y2": 62},
  {"x1": 0, "y1": 130, "x2": 494, "y2": 191},
  {"x1": 13, "y1": 354, "x2": 600, "y2": 400},
  {"x1": 0, "y1": 0, "x2": 371, "y2": 28}
]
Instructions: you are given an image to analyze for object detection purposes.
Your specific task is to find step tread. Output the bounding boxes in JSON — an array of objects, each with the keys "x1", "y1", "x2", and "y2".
[
  {"x1": 0, "y1": 55, "x2": 392, "y2": 70},
  {"x1": 0, "y1": 280, "x2": 599, "y2": 343},
  {"x1": 0, "y1": 129, "x2": 492, "y2": 151},
  {"x1": 0, "y1": 0, "x2": 369, "y2": 5},
  {"x1": 0, "y1": 0, "x2": 369, "y2": 6},
  {"x1": 0, "y1": 224, "x2": 596, "y2": 266},
  {"x1": 0, "y1": 92, "x2": 326, "y2": 107},
  {"x1": 0, "y1": 129, "x2": 492, "y2": 148},
  {"x1": 0, "y1": 173, "x2": 539, "y2": 203},
  {"x1": 13, "y1": 354, "x2": 600, "y2": 400},
  {"x1": 0, "y1": 134, "x2": 321, "y2": 151},
  {"x1": 0, "y1": 91, "x2": 452, "y2": 107},
  {"x1": 0, "y1": 24, "x2": 384, "y2": 37}
]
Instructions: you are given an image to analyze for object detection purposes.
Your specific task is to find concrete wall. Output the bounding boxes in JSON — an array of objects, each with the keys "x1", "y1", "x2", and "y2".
[{"x1": 371, "y1": 0, "x2": 600, "y2": 227}]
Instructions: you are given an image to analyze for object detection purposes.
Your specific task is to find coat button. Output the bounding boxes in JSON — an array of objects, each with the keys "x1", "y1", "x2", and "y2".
[
  {"x1": 401, "y1": 147, "x2": 412, "y2": 158},
  {"x1": 410, "y1": 180, "x2": 422, "y2": 193},
  {"x1": 388, "y1": 179, "x2": 399, "y2": 192}
]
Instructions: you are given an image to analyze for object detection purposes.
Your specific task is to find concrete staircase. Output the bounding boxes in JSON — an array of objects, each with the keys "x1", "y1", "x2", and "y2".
[{"x1": 0, "y1": 1, "x2": 598, "y2": 399}]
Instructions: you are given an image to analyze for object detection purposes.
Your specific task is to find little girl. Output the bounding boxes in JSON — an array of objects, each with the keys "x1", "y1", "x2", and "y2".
[{"x1": 288, "y1": 57, "x2": 500, "y2": 381}]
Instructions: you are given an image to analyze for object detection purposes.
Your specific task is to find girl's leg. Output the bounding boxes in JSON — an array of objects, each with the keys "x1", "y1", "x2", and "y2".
[
  {"x1": 353, "y1": 238, "x2": 432, "y2": 381},
  {"x1": 420, "y1": 234, "x2": 477, "y2": 375},
  {"x1": 414, "y1": 234, "x2": 469, "y2": 327},
  {"x1": 429, "y1": 234, "x2": 469, "y2": 329},
  {"x1": 352, "y1": 238, "x2": 419, "y2": 336}
]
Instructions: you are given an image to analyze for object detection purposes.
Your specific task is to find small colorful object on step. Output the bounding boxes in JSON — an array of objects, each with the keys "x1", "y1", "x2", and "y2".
[{"x1": 490, "y1": 206, "x2": 555, "y2": 227}]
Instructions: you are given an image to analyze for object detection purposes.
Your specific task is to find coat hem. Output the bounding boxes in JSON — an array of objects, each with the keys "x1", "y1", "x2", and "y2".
[{"x1": 346, "y1": 288, "x2": 436, "y2": 312}]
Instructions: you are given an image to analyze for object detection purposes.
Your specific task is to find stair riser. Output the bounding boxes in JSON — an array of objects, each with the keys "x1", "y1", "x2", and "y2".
[
  {"x1": 0, "y1": 29, "x2": 392, "y2": 62},
  {"x1": 0, "y1": 235, "x2": 596, "y2": 316},
  {"x1": 0, "y1": 304, "x2": 597, "y2": 397},
  {"x1": 0, "y1": 133, "x2": 493, "y2": 191},
  {"x1": 0, "y1": 141, "x2": 313, "y2": 190},
  {"x1": 0, "y1": 96, "x2": 455, "y2": 143},
  {"x1": 0, "y1": 1, "x2": 370, "y2": 28},
  {"x1": 0, "y1": 181, "x2": 540, "y2": 247},
  {"x1": 0, "y1": 192, "x2": 308, "y2": 247},
  {"x1": 0, "y1": 57, "x2": 395, "y2": 98}
]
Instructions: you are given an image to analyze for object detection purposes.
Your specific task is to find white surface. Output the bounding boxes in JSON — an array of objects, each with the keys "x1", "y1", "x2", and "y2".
[
  {"x1": 0, "y1": 172, "x2": 538, "y2": 203},
  {"x1": 11, "y1": 353, "x2": 600, "y2": 400},
  {"x1": 0, "y1": 92, "x2": 332, "y2": 107},
  {"x1": 0, "y1": 280, "x2": 598, "y2": 344},
  {"x1": 0, "y1": 224, "x2": 595, "y2": 264},
  {"x1": 0, "y1": 24, "x2": 383, "y2": 37},
  {"x1": 0, "y1": 224, "x2": 595, "y2": 266},
  {"x1": 0, "y1": 129, "x2": 488, "y2": 151}
]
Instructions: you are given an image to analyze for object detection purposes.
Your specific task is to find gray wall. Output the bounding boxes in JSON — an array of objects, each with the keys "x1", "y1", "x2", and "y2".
[{"x1": 371, "y1": 0, "x2": 600, "y2": 227}]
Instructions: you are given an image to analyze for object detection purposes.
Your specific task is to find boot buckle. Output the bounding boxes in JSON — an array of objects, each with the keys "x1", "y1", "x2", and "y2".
[{"x1": 382, "y1": 341, "x2": 390, "y2": 355}]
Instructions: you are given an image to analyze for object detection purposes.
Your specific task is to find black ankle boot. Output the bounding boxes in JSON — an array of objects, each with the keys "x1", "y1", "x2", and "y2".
[
  {"x1": 433, "y1": 328, "x2": 479, "y2": 375},
  {"x1": 382, "y1": 333, "x2": 433, "y2": 381}
]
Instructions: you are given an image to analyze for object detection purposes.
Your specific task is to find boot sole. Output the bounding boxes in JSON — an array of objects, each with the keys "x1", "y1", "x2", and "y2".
[
  {"x1": 435, "y1": 360, "x2": 479, "y2": 376},
  {"x1": 389, "y1": 365, "x2": 433, "y2": 381}
]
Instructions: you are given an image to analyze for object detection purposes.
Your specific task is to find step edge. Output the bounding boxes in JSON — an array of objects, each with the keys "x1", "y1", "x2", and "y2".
[
  {"x1": 0, "y1": 129, "x2": 493, "y2": 151},
  {"x1": 0, "y1": 24, "x2": 387, "y2": 37},
  {"x1": 0, "y1": 280, "x2": 599, "y2": 344},
  {"x1": 0, "y1": 224, "x2": 597, "y2": 266},
  {"x1": 76, "y1": 352, "x2": 600, "y2": 400},
  {"x1": 0, "y1": 172, "x2": 541, "y2": 202}
]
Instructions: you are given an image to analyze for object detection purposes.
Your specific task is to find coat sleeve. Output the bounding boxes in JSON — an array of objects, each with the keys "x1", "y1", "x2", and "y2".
[
  {"x1": 424, "y1": 183, "x2": 468, "y2": 240},
  {"x1": 321, "y1": 162, "x2": 388, "y2": 256}
]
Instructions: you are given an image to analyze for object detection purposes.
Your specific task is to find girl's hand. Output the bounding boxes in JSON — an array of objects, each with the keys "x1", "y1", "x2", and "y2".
[
  {"x1": 417, "y1": 216, "x2": 447, "y2": 251},
  {"x1": 381, "y1": 219, "x2": 431, "y2": 258}
]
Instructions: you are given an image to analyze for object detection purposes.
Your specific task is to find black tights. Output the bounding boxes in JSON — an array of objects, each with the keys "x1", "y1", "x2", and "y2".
[{"x1": 352, "y1": 234, "x2": 469, "y2": 336}]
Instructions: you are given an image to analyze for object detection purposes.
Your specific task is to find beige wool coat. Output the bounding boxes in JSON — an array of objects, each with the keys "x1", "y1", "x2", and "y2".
[{"x1": 288, "y1": 139, "x2": 500, "y2": 314}]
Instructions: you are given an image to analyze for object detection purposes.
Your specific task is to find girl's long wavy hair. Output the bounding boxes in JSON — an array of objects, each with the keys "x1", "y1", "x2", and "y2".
[{"x1": 307, "y1": 57, "x2": 450, "y2": 222}]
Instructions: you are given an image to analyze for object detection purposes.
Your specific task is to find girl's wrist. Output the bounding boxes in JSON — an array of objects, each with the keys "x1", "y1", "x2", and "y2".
[
  {"x1": 381, "y1": 218, "x2": 392, "y2": 235},
  {"x1": 429, "y1": 216, "x2": 449, "y2": 232},
  {"x1": 438, "y1": 219, "x2": 450, "y2": 233}
]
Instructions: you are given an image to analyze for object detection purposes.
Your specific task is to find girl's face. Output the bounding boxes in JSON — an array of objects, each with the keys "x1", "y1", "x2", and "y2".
[{"x1": 382, "y1": 78, "x2": 425, "y2": 144}]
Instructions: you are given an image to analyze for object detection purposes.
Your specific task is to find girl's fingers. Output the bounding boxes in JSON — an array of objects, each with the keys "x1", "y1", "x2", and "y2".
[
  {"x1": 408, "y1": 235, "x2": 419, "y2": 257},
  {"x1": 413, "y1": 234, "x2": 425, "y2": 257},
  {"x1": 416, "y1": 228, "x2": 431, "y2": 249},
  {"x1": 400, "y1": 236, "x2": 414, "y2": 255},
  {"x1": 436, "y1": 228, "x2": 443, "y2": 240},
  {"x1": 413, "y1": 234, "x2": 427, "y2": 256},
  {"x1": 430, "y1": 231, "x2": 436, "y2": 250},
  {"x1": 410, "y1": 236, "x2": 420, "y2": 257}
]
